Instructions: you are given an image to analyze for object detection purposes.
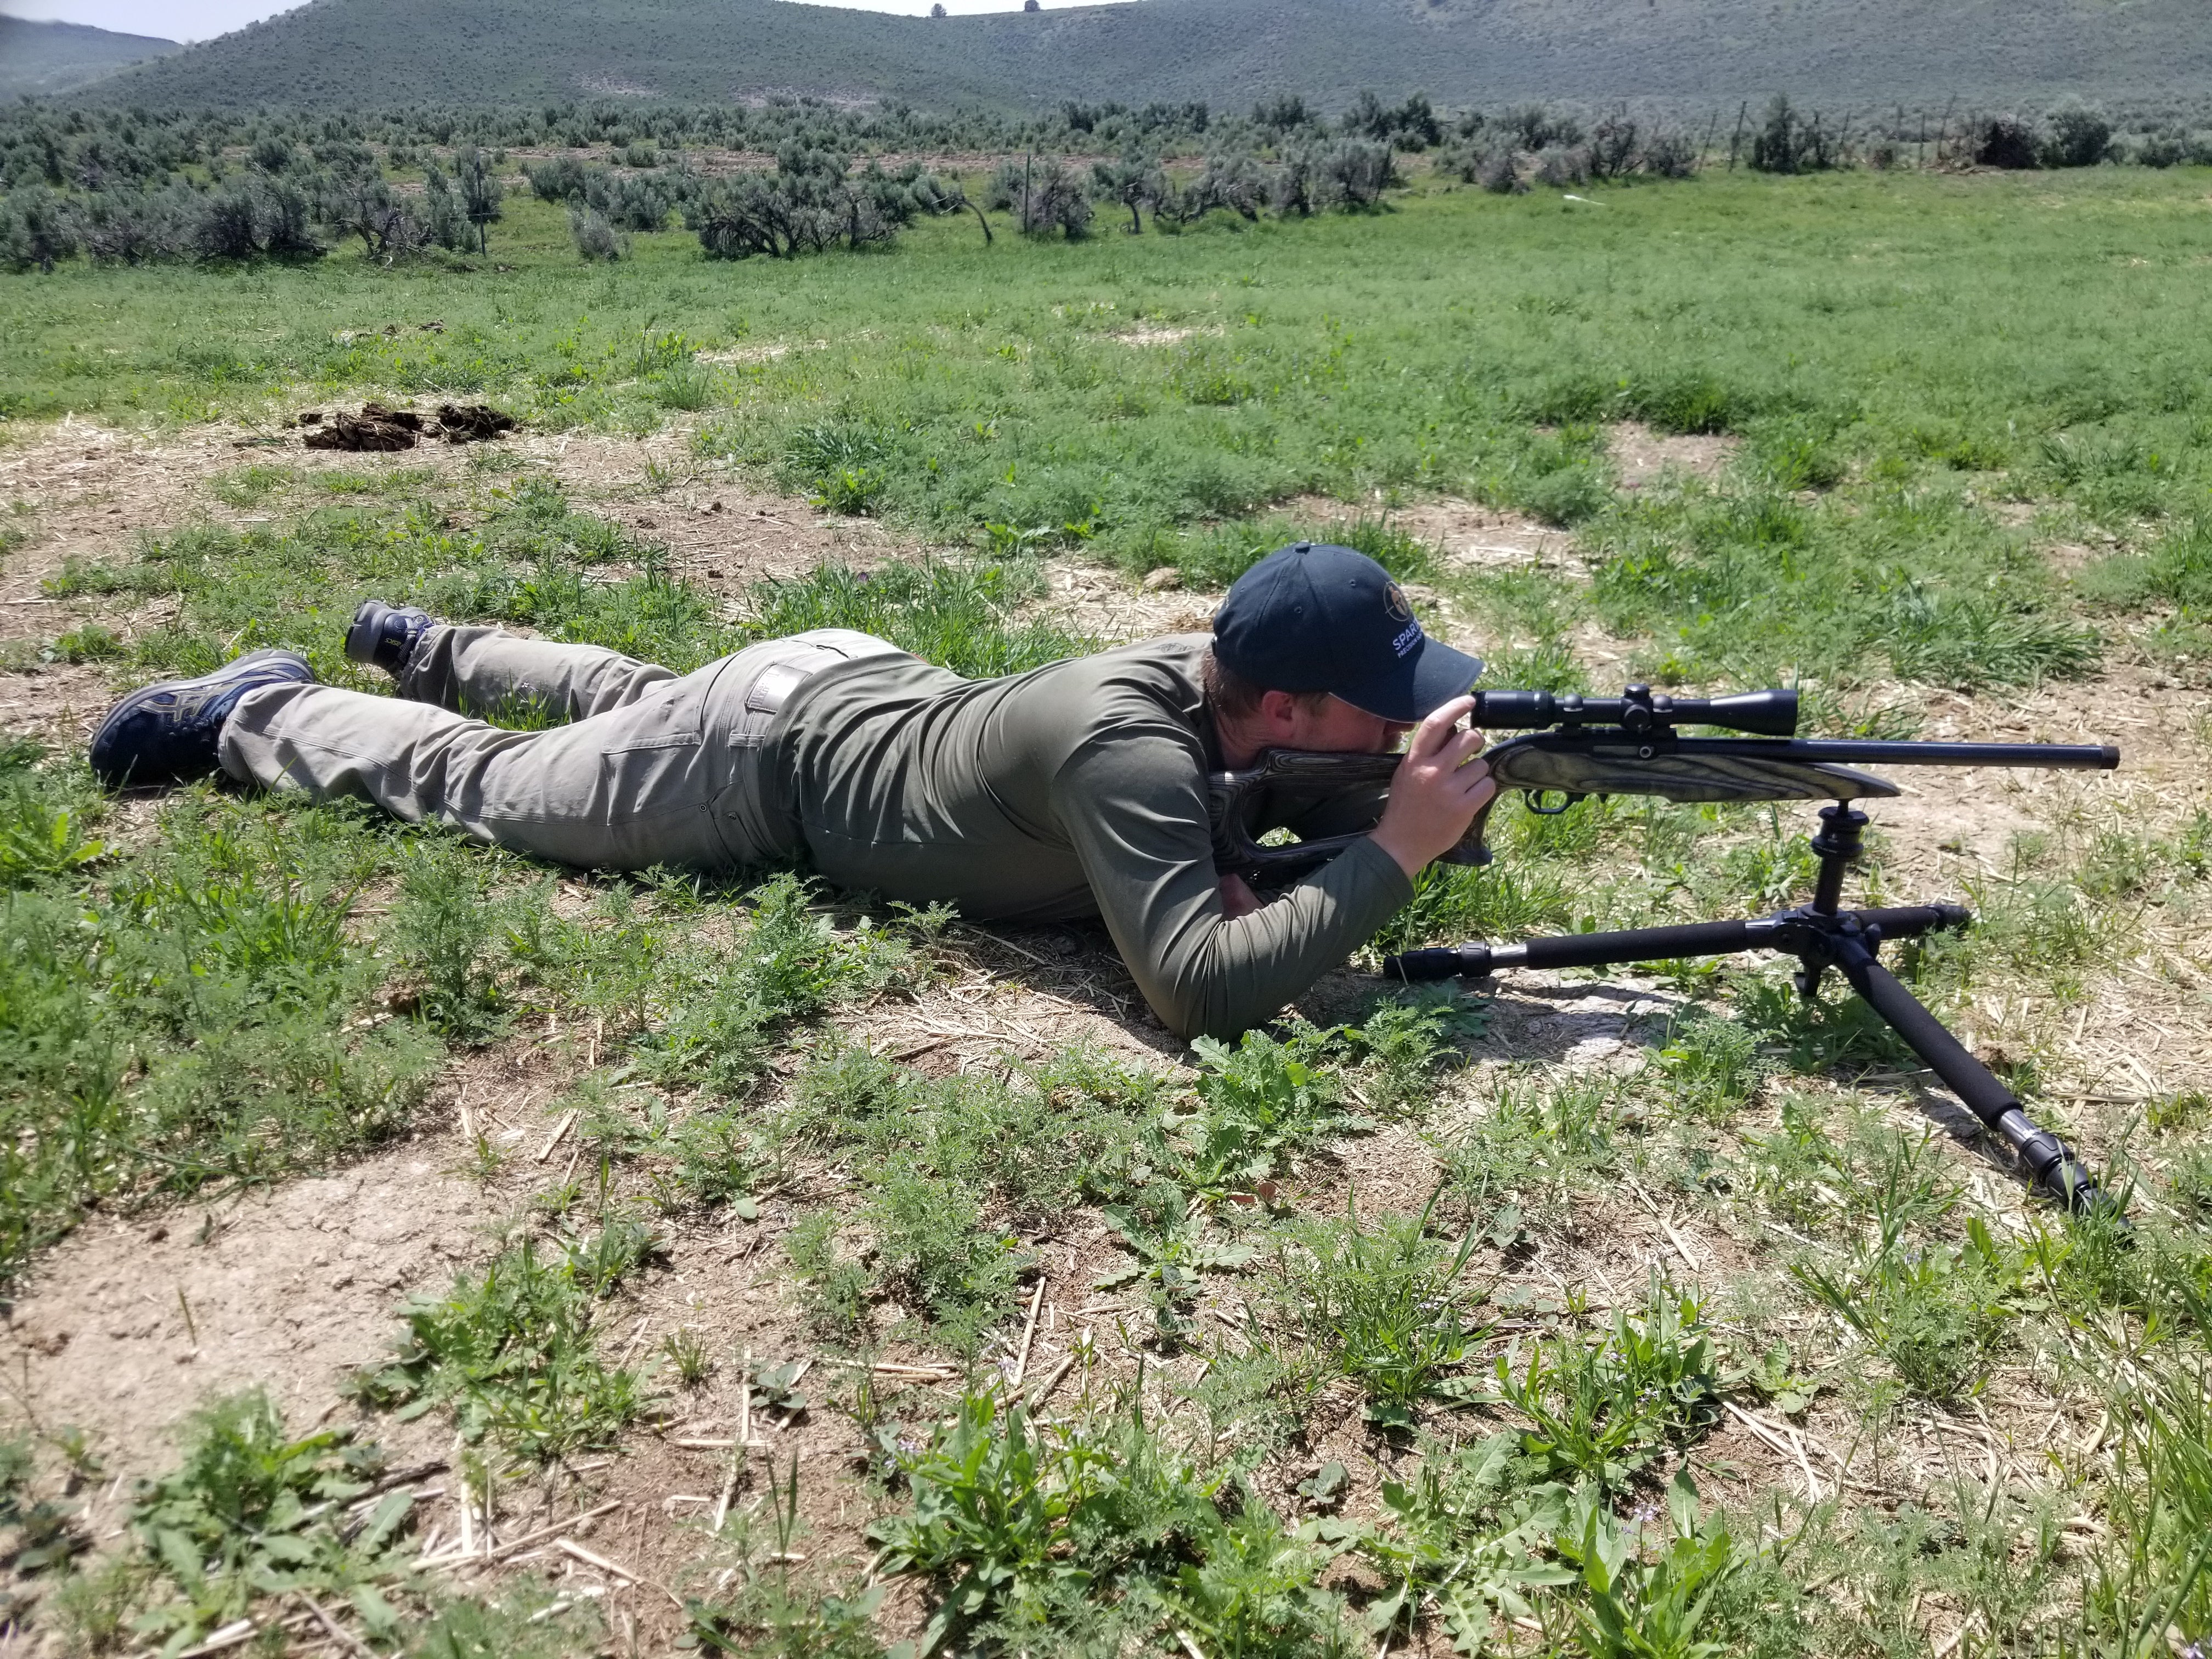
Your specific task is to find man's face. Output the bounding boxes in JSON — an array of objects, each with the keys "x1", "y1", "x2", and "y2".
[{"x1": 1267, "y1": 691, "x2": 1414, "y2": 755}]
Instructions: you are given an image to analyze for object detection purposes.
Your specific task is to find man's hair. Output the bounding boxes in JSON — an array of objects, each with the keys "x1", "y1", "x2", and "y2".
[{"x1": 1202, "y1": 646, "x2": 1330, "y2": 723}]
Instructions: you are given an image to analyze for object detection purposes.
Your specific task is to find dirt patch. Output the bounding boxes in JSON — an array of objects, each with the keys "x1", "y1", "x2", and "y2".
[
  {"x1": 1032, "y1": 561, "x2": 1221, "y2": 645},
  {"x1": 1606, "y1": 421, "x2": 1740, "y2": 489},
  {"x1": 1109, "y1": 325, "x2": 1216, "y2": 348},
  {"x1": 0, "y1": 1147, "x2": 492, "y2": 1482},
  {"x1": 698, "y1": 341, "x2": 821, "y2": 365},
  {"x1": 1289, "y1": 494, "x2": 1578, "y2": 575}
]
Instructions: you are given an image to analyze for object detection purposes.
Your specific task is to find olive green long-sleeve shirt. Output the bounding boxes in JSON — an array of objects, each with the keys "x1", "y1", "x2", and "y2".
[{"x1": 771, "y1": 634, "x2": 1413, "y2": 1040}]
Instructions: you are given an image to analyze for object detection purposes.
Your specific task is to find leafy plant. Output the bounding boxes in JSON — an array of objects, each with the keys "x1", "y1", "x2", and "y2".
[
  {"x1": 351, "y1": 1238, "x2": 645, "y2": 1459},
  {"x1": 1554, "y1": 1469, "x2": 1745, "y2": 1659},
  {"x1": 872, "y1": 1391, "x2": 1349, "y2": 1656},
  {"x1": 127, "y1": 1391, "x2": 417, "y2": 1650},
  {"x1": 1323, "y1": 1432, "x2": 1572, "y2": 1648},
  {"x1": 787, "y1": 1208, "x2": 872, "y2": 1345},
  {"x1": 0, "y1": 787, "x2": 104, "y2": 887},
  {"x1": 1176, "y1": 1026, "x2": 1356, "y2": 1198},
  {"x1": 1796, "y1": 1215, "x2": 2021, "y2": 1400},
  {"x1": 1491, "y1": 1278, "x2": 1721, "y2": 1488},
  {"x1": 1094, "y1": 1181, "x2": 1255, "y2": 1337},
  {"x1": 1274, "y1": 1191, "x2": 1487, "y2": 1426}
]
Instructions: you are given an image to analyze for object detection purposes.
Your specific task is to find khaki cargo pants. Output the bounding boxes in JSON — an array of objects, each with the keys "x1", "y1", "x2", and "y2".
[{"x1": 218, "y1": 625, "x2": 902, "y2": 870}]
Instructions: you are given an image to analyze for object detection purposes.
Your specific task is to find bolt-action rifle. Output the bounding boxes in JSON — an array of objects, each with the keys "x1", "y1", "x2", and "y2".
[{"x1": 1206, "y1": 685, "x2": 2125, "y2": 1216}]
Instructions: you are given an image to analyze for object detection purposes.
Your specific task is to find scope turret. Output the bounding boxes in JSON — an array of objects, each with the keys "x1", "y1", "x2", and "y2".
[{"x1": 1468, "y1": 685, "x2": 1799, "y2": 738}]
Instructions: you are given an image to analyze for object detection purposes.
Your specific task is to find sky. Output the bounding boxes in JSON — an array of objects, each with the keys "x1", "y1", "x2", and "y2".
[{"x1": 0, "y1": 0, "x2": 1114, "y2": 41}]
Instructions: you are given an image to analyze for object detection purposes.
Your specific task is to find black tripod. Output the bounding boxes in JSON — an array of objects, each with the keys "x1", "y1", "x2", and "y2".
[{"x1": 1384, "y1": 801, "x2": 2113, "y2": 1215}]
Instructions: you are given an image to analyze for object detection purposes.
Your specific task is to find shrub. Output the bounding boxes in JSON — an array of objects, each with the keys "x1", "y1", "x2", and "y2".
[
  {"x1": 421, "y1": 164, "x2": 469, "y2": 250},
  {"x1": 523, "y1": 156, "x2": 589, "y2": 202},
  {"x1": 1315, "y1": 138, "x2": 1396, "y2": 208},
  {"x1": 452, "y1": 143, "x2": 503, "y2": 252},
  {"x1": 1748, "y1": 95, "x2": 1841, "y2": 173},
  {"x1": 1471, "y1": 142, "x2": 1524, "y2": 194},
  {"x1": 1531, "y1": 144, "x2": 1591, "y2": 187},
  {"x1": 568, "y1": 204, "x2": 625, "y2": 261},
  {"x1": 986, "y1": 155, "x2": 1093, "y2": 238},
  {"x1": 0, "y1": 187, "x2": 80, "y2": 271},
  {"x1": 691, "y1": 148, "x2": 927, "y2": 258},
  {"x1": 1975, "y1": 114, "x2": 2042, "y2": 170},
  {"x1": 2041, "y1": 100, "x2": 2113, "y2": 168},
  {"x1": 78, "y1": 185, "x2": 196, "y2": 264}
]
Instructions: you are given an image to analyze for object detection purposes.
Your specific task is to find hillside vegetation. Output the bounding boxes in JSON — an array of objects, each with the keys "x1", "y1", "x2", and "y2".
[
  {"x1": 73, "y1": 0, "x2": 2212, "y2": 115},
  {"x1": 0, "y1": 15, "x2": 178, "y2": 100}
]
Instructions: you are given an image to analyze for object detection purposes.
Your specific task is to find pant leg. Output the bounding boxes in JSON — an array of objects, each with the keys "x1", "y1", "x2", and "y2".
[
  {"x1": 398, "y1": 624, "x2": 675, "y2": 721},
  {"x1": 220, "y1": 657, "x2": 752, "y2": 871},
  {"x1": 219, "y1": 629, "x2": 907, "y2": 873}
]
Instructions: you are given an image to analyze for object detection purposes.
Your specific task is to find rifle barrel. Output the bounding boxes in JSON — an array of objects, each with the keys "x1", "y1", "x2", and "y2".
[{"x1": 1666, "y1": 737, "x2": 2119, "y2": 770}]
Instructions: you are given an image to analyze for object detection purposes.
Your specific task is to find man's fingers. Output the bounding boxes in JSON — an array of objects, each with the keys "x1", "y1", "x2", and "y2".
[{"x1": 1406, "y1": 696, "x2": 1475, "y2": 758}]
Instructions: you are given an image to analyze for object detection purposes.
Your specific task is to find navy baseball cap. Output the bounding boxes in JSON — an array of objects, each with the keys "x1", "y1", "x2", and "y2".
[{"x1": 1212, "y1": 542, "x2": 1483, "y2": 723}]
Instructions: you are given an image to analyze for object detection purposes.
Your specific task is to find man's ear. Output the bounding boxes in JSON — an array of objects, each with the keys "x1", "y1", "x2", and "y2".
[{"x1": 1255, "y1": 689, "x2": 1302, "y2": 730}]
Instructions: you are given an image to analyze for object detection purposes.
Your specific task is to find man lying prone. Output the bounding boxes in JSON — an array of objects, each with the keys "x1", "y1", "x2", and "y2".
[{"x1": 90, "y1": 541, "x2": 1496, "y2": 1039}]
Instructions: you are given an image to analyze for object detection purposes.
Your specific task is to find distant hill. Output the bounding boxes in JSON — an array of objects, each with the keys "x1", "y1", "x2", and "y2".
[
  {"x1": 68, "y1": 0, "x2": 2212, "y2": 115},
  {"x1": 1, "y1": 14, "x2": 180, "y2": 97}
]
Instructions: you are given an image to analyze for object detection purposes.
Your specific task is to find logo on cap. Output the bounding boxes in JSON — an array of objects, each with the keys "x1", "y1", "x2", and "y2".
[{"x1": 1384, "y1": 583, "x2": 1414, "y2": 623}]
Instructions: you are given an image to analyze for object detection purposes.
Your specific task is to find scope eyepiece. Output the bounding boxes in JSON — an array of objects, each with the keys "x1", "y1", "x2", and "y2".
[{"x1": 1468, "y1": 686, "x2": 1799, "y2": 738}]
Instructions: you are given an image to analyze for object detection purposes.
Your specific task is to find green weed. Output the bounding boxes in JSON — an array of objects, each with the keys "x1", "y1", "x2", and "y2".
[
  {"x1": 872, "y1": 1392, "x2": 1350, "y2": 1656},
  {"x1": 1343, "y1": 990, "x2": 1479, "y2": 1118},
  {"x1": 127, "y1": 1391, "x2": 418, "y2": 1651},
  {"x1": 1176, "y1": 1024, "x2": 1357, "y2": 1199},
  {"x1": 1797, "y1": 1214, "x2": 2021, "y2": 1400},
  {"x1": 1273, "y1": 1192, "x2": 1487, "y2": 1426},
  {"x1": 0, "y1": 788, "x2": 436, "y2": 1279},
  {"x1": 870, "y1": 1166, "x2": 1031, "y2": 1355},
  {"x1": 351, "y1": 1236, "x2": 646, "y2": 1459},
  {"x1": 1095, "y1": 1180, "x2": 1256, "y2": 1339},
  {"x1": 1438, "y1": 1070, "x2": 1623, "y2": 1236},
  {"x1": 1554, "y1": 1470, "x2": 1747, "y2": 1659},
  {"x1": 787, "y1": 1208, "x2": 873, "y2": 1346},
  {"x1": 1490, "y1": 1278, "x2": 1722, "y2": 1489},
  {"x1": 1322, "y1": 1432, "x2": 1571, "y2": 1650},
  {"x1": 1649, "y1": 1010, "x2": 1767, "y2": 1122},
  {"x1": 0, "y1": 774, "x2": 105, "y2": 887},
  {"x1": 409, "y1": 1589, "x2": 601, "y2": 1658}
]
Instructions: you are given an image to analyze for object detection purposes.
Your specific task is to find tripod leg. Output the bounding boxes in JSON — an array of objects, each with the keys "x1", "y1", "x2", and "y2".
[
  {"x1": 1828, "y1": 943, "x2": 2114, "y2": 1216},
  {"x1": 1384, "y1": 906, "x2": 1967, "y2": 984},
  {"x1": 1387, "y1": 918, "x2": 1761, "y2": 981}
]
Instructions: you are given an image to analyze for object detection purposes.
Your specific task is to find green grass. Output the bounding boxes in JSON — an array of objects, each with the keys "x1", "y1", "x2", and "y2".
[
  {"x1": 7, "y1": 161, "x2": 2212, "y2": 1659},
  {"x1": 14, "y1": 168, "x2": 2212, "y2": 682}
]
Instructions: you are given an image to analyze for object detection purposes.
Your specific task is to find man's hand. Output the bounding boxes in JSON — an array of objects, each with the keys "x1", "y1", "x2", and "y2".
[
  {"x1": 1218, "y1": 872, "x2": 1263, "y2": 919},
  {"x1": 1369, "y1": 696, "x2": 1496, "y2": 880}
]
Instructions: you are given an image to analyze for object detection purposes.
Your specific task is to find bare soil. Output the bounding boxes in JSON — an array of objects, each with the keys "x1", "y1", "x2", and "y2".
[{"x1": 1606, "y1": 421, "x2": 1741, "y2": 489}]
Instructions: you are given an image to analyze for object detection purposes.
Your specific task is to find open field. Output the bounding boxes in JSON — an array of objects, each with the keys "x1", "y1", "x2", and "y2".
[{"x1": 0, "y1": 165, "x2": 2209, "y2": 1657}]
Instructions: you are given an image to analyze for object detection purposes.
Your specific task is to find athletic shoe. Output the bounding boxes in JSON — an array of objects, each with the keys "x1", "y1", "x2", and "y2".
[
  {"x1": 344, "y1": 599, "x2": 436, "y2": 679},
  {"x1": 89, "y1": 649, "x2": 315, "y2": 788}
]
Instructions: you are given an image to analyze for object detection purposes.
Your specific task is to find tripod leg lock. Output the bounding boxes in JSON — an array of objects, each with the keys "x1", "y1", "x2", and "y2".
[{"x1": 1996, "y1": 1108, "x2": 2118, "y2": 1218}]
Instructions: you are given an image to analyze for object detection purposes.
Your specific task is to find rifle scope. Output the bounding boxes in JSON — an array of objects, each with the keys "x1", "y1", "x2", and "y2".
[{"x1": 1470, "y1": 685, "x2": 1799, "y2": 737}]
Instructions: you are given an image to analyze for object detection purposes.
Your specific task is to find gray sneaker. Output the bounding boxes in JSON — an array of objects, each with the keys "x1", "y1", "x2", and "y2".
[
  {"x1": 344, "y1": 599, "x2": 436, "y2": 679},
  {"x1": 89, "y1": 649, "x2": 315, "y2": 788}
]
